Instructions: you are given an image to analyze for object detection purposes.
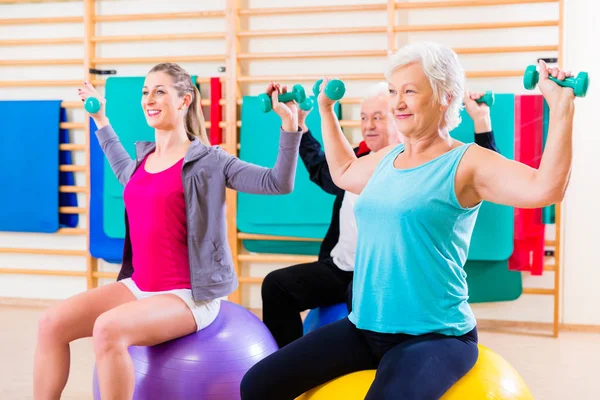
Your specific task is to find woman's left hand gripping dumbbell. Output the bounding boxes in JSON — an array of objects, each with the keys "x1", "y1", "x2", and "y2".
[
  {"x1": 266, "y1": 82, "x2": 299, "y2": 133},
  {"x1": 78, "y1": 81, "x2": 109, "y2": 128}
]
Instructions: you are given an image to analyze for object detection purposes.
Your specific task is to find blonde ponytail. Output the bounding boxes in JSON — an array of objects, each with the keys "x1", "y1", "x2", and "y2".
[{"x1": 186, "y1": 85, "x2": 210, "y2": 146}]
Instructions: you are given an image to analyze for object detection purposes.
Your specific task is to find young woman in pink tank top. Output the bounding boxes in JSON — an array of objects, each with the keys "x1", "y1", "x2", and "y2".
[{"x1": 33, "y1": 62, "x2": 303, "y2": 399}]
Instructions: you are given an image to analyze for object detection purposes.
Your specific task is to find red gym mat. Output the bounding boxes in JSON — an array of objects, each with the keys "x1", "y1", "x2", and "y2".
[
  {"x1": 210, "y1": 77, "x2": 222, "y2": 146},
  {"x1": 510, "y1": 95, "x2": 545, "y2": 275}
]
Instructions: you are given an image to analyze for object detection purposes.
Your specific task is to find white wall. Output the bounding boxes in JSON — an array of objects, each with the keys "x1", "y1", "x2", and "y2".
[{"x1": 0, "y1": 0, "x2": 597, "y2": 327}]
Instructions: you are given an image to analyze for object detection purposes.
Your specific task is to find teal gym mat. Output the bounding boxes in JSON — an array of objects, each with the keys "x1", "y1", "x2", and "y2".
[
  {"x1": 465, "y1": 259, "x2": 522, "y2": 303},
  {"x1": 102, "y1": 76, "x2": 197, "y2": 239},
  {"x1": 237, "y1": 95, "x2": 341, "y2": 255},
  {"x1": 451, "y1": 94, "x2": 515, "y2": 261}
]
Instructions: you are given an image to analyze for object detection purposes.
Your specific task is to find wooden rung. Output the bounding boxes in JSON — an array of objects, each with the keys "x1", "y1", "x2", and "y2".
[
  {"x1": 94, "y1": 11, "x2": 225, "y2": 23},
  {"x1": 0, "y1": 248, "x2": 87, "y2": 256},
  {"x1": 238, "y1": 73, "x2": 383, "y2": 82},
  {"x1": 237, "y1": 45, "x2": 557, "y2": 62},
  {"x1": 201, "y1": 100, "x2": 211, "y2": 106},
  {"x1": 239, "y1": 97, "x2": 360, "y2": 105},
  {"x1": 0, "y1": 80, "x2": 82, "y2": 87},
  {"x1": 455, "y1": 45, "x2": 559, "y2": 55},
  {"x1": 395, "y1": 0, "x2": 558, "y2": 9},
  {"x1": 90, "y1": 77, "x2": 214, "y2": 86},
  {"x1": 92, "y1": 32, "x2": 226, "y2": 43},
  {"x1": 340, "y1": 120, "x2": 361, "y2": 127},
  {"x1": 238, "y1": 0, "x2": 555, "y2": 15},
  {"x1": 57, "y1": 228, "x2": 87, "y2": 235},
  {"x1": 238, "y1": 276, "x2": 265, "y2": 284},
  {"x1": 238, "y1": 26, "x2": 386, "y2": 37},
  {"x1": 0, "y1": 268, "x2": 86, "y2": 277},
  {"x1": 0, "y1": 37, "x2": 82, "y2": 46},
  {"x1": 238, "y1": 233, "x2": 321, "y2": 242},
  {"x1": 239, "y1": 50, "x2": 386, "y2": 60},
  {"x1": 61, "y1": 101, "x2": 84, "y2": 109},
  {"x1": 93, "y1": 271, "x2": 119, "y2": 279},
  {"x1": 545, "y1": 240, "x2": 557, "y2": 246},
  {"x1": 0, "y1": 16, "x2": 82, "y2": 26},
  {"x1": 467, "y1": 70, "x2": 523, "y2": 78},
  {"x1": 395, "y1": 20, "x2": 558, "y2": 33},
  {"x1": 59, "y1": 165, "x2": 86, "y2": 172},
  {"x1": 205, "y1": 122, "x2": 227, "y2": 129},
  {"x1": 340, "y1": 97, "x2": 363, "y2": 104},
  {"x1": 239, "y1": 4, "x2": 386, "y2": 15},
  {"x1": 59, "y1": 207, "x2": 87, "y2": 215},
  {"x1": 59, "y1": 144, "x2": 86, "y2": 151},
  {"x1": 238, "y1": 254, "x2": 318, "y2": 263},
  {"x1": 60, "y1": 122, "x2": 85, "y2": 130},
  {"x1": 60, "y1": 186, "x2": 88, "y2": 194},
  {"x1": 544, "y1": 264, "x2": 555, "y2": 271},
  {"x1": 522, "y1": 288, "x2": 556, "y2": 295},
  {"x1": 0, "y1": 59, "x2": 82, "y2": 66},
  {"x1": 93, "y1": 55, "x2": 225, "y2": 65}
]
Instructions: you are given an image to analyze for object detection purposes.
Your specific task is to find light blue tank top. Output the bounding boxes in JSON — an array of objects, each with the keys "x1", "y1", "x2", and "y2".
[{"x1": 348, "y1": 143, "x2": 480, "y2": 336}]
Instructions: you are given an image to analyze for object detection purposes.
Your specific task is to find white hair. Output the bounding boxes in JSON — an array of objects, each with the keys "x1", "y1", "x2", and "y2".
[
  {"x1": 384, "y1": 42, "x2": 465, "y2": 132},
  {"x1": 361, "y1": 81, "x2": 389, "y2": 105}
]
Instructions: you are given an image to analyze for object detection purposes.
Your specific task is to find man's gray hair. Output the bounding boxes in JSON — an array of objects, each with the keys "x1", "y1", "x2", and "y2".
[{"x1": 362, "y1": 81, "x2": 389, "y2": 104}]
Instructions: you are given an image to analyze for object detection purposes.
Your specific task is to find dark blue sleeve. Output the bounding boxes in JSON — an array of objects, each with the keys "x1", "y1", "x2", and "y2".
[
  {"x1": 474, "y1": 131, "x2": 499, "y2": 154},
  {"x1": 299, "y1": 131, "x2": 343, "y2": 195}
]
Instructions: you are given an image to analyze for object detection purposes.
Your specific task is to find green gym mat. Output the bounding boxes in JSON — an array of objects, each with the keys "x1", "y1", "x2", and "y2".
[
  {"x1": 237, "y1": 95, "x2": 341, "y2": 255},
  {"x1": 542, "y1": 99, "x2": 555, "y2": 224},
  {"x1": 102, "y1": 76, "x2": 197, "y2": 239},
  {"x1": 465, "y1": 259, "x2": 522, "y2": 303},
  {"x1": 451, "y1": 94, "x2": 515, "y2": 261}
]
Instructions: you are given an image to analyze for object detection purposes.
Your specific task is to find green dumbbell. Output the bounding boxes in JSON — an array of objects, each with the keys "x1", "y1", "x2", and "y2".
[
  {"x1": 313, "y1": 79, "x2": 346, "y2": 101},
  {"x1": 523, "y1": 65, "x2": 589, "y2": 97},
  {"x1": 476, "y1": 91, "x2": 494, "y2": 107},
  {"x1": 299, "y1": 97, "x2": 314, "y2": 111},
  {"x1": 258, "y1": 84, "x2": 313, "y2": 113},
  {"x1": 84, "y1": 97, "x2": 101, "y2": 113}
]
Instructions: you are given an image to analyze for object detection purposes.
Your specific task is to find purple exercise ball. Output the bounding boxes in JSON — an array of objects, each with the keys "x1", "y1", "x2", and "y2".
[{"x1": 92, "y1": 300, "x2": 278, "y2": 399}]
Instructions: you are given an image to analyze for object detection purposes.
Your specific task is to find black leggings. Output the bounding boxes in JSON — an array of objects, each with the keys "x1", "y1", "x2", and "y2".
[
  {"x1": 261, "y1": 258, "x2": 353, "y2": 348},
  {"x1": 241, "y1": 317, "x2": 478, "y2": 400}
]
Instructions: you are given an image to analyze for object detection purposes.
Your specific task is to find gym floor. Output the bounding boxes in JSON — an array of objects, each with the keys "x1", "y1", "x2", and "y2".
[{"x1": 1, "y1": 304, "x2": 597, "y2": 400}]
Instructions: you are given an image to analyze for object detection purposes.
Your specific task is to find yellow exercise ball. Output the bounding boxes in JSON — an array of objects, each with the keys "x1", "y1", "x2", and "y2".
[{"x1": 297, "y1": 345, "x2": 533, "y2": 400}]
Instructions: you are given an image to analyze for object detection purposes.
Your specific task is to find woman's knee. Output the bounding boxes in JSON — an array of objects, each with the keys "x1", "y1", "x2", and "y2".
[
  {"x1": 92, "y1": 313, "x2": 126, "y2": 356},
  {"x1": 240, "y1": 361, "x2": 272, "y2": 400},
  {"x1": 37, "y1": 306, "x2": 70, "y2": 342}
]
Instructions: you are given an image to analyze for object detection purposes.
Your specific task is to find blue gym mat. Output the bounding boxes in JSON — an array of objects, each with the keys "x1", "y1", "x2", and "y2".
[
  {"x1": 451, "y1": 94, "x2": 515, "y2": 261},
  {"x1": 237, "y1": 95, "x2": 340, "y2": 255},
  {"x1": 0, "y1": 100, "x2": 63, "y2": 233},
  {"x1": 89, "y1": 118, "x2": 124, "y2": 263}
]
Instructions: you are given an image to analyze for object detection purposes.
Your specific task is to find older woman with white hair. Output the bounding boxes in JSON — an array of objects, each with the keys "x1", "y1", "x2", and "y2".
[{"x1": 240, "y1": 41, "x2": 576, "y2": 400}]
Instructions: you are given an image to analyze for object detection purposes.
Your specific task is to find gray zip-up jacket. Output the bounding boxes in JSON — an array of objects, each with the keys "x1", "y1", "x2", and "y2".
[{"x1": 96, "y1": 124, "x2": 302, "y2": 301}]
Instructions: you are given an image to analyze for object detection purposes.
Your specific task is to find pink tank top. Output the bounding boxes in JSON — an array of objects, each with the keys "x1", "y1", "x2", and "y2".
[{"x1": 123, "y1": 155, "x2": 191, "y2": 292}]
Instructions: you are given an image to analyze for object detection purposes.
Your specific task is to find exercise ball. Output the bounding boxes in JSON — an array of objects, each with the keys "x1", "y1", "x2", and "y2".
[
  {"x1": 93, "y1": 301, "x2": 278, "y2": 400},
  {"x1": 303, "y1": 302, "x2": 349, "y2": 335},
  {"x1": 297, "y1": 345, "x2": 534, "y2": 400}
]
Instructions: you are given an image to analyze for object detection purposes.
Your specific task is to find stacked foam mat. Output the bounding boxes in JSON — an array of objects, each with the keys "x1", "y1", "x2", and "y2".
[
  {"x1": 0, "y1": 100, "x2": 78, "y2": 233},
  {"x1": 237, "y1": 92, "x2": 553, "y2": 303}
]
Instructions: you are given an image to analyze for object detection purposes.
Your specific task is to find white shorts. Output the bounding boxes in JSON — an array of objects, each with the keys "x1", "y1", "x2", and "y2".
[{"x1": 120, "y1": 278, "x2": 223, "y2": 332}]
